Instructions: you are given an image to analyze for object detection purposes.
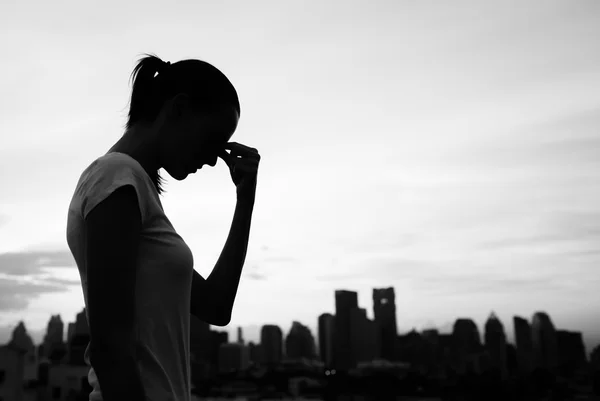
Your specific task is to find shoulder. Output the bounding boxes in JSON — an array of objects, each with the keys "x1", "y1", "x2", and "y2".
[
  {"x1": 76, "y1": 152, "x2": 152, "y2": 222},
  {"x1": 87, "y1": 152, "x2": 145, "y2": 180}
]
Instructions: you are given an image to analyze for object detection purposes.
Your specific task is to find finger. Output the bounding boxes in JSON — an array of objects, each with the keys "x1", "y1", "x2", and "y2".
[
  {"x1": 233, "y1": 159, "x2": 259, "y2": 168},
  {"x1": 218, "y1": 150, "x2": 235, "y2": 167},
  {"x1": 224, "y1": 142, "x2": 258, "y2": 156}
]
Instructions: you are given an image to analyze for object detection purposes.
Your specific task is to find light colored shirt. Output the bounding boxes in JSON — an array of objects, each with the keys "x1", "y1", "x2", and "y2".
[{"x1": 66, "y1": 152, "x2": 194, "y2": 401}]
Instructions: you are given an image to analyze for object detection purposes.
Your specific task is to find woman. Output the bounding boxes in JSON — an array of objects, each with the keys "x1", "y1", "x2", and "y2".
[{"x1": 66, "y1": 53, "x2": 260, "y2": 401}]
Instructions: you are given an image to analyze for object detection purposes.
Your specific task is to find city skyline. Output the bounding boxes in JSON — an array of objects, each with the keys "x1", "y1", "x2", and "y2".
[
  {"x1": 1, "y1": 0, "x2": 600, "y2": 357},
  {"x1": 2, "y1": 286, "x2": 596, "y2": 360}
]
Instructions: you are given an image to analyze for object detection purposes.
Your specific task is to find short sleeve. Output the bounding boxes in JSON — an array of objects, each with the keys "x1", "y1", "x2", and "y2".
[{"x1": 79, "y1": 156, "x2": 150, "y2": 225}]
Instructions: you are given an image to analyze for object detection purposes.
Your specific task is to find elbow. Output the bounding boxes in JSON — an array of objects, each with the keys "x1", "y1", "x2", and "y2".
[{"x1": 210, "y1": 312, "x2": 231, "y2": 327}]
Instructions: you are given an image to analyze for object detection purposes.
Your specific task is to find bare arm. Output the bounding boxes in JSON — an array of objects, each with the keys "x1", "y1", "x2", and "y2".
[
  {"x1": 190, "y1": 199, "x2": 254, "y2": 326},
  {"x1": 85, "y1": 185, "x2": 145, "y2": 401},
  {"x1": 190, "y1": 142, "x2": 259, "y2": 326}
]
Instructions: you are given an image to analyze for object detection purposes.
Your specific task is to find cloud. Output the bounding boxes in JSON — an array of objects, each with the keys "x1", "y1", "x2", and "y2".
[
  {"x1": 245, "y1": 272, "x2": 267, "y2": 281},
  {"x1": 0, "y1": 277, "x2": 70, "y2": 312},
  {"x1": 477, "y1": 211, "x2": 600, "y2": 251},
  {"x1": 411, "y1": 274, "x2": 564, "y2": 297},
  {"x1": 0, "y1": 250, "x2": 75, "y2": 276},
  {"x1": 448, "y1": 108, "x2": 600, "y2": 170},
  {"x1": 0, "y1": 249, "x2": 79, "y2": 312}
]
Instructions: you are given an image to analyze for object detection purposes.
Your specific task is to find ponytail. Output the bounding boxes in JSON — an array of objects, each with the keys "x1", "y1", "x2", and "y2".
[{"x1": 126, "y1": 53, "x2": 169, "y2": 131}]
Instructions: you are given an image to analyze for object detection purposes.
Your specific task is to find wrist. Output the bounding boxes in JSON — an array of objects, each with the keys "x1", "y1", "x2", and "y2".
[{"x1": 236, "y1": 192, "x2": 255, "y2": 208}]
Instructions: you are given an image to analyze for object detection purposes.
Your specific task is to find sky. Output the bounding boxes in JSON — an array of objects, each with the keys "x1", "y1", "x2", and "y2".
[{"x1": 1, "y1": 0, "x2": 599, "y2": 353}]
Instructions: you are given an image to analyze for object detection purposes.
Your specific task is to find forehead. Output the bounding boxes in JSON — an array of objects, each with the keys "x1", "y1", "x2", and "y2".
[{"x1": 196, "y1": 105, "x2": 239, "y2": 140}]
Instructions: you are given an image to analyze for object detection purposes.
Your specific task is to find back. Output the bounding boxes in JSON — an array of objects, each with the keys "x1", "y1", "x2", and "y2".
[{"x1": 66, "y1": 152, "x2": 194, "y2": 401}]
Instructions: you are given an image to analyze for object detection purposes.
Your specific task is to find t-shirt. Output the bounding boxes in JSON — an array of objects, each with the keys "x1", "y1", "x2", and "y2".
[{"x1": 66, "y1": 152, "x2": 194, "y2": 401}]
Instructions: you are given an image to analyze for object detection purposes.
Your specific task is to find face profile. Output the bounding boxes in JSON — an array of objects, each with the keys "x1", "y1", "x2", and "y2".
[{"x1": 157, "y1": 95, "x2": 240, "y2": 181}]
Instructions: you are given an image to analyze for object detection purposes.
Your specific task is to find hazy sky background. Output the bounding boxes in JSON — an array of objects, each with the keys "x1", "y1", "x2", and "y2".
[{"x1": 1, "y1": 0, "x2": 599, "y2": 352}]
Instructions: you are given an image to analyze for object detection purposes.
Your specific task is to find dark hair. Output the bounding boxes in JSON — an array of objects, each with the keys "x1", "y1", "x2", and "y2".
[{"x1": 125, "y1": 52, "x2": 241, "y2": 194}]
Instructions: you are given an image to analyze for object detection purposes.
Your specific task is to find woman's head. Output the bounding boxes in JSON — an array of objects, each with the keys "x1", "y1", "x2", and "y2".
[{"x1": 126, "y1": 53, "x2": 240, "y2": 189}]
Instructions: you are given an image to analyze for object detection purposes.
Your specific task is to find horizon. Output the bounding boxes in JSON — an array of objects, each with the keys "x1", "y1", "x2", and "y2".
[
  {"x1": 1, "y1": 0, "x2": 599, "y2": 357},
  {"x1": 2, "y1": 293, "x2": 596, "y2": 358}
]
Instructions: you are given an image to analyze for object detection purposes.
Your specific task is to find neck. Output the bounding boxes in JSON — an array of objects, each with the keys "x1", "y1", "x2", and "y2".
[{"x1": 108, "y1": 124, "x2": 160, "y2": 178}]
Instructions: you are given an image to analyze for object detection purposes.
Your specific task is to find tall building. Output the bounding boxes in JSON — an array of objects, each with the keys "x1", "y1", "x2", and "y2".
[
  {"x1": 0, "y1": 345, "x2": 26, "y2": 401},
  {"x1": 66, "y1": 308, "x2": 92, "y2": 366},
  {"x1": 452, "y1": 318, "x2": 481, "y2": 354},
  {"x1": 318, "y1": 313, "x2": 335, "y2": 367},
  {"x1": 531, "y1": 312, "x2": 558, "y2": 370},
  {"x1": 285, "y1": 321, "x2": 316, "y2": 360},
  {"x1": 248, "y1": 341, "x2": 264, "y2": 365},
  {"x1": 556, "y1": 330, "x2": 587, "y2": 372},
  {"x1": 208, "y1": 330, "x2": 229, "y2": 369},
  {"x1": 484, "y1": 312, "x2": 507, "y2": 379},
  {"x1": 218, "y1": 343, "x2": 250, "y2": 373},
  {"x1": 261, "y1": 325, "x2": 283, "y2": 365},
  {"x1": 74, "y1": 309, "x2": 89, "y2": 336},
  {"x1": 334, "y1": 290, "x2": 359, "y2": 371},
  {"x1": 8, "y1": 321, "x2": 37, "y2": 382},
  {"x1": 9, "y1": 321, "x2": 35, "y2": 353},
  {"x1": 67, "y1": 323, "x2": 76, "y2": 344},
  {"x1": 373, "y1": 287, "x2": 398, "y2": 361},
  {"x1": 350, "y1": 308, "x2": 379, "y2": 364},
  {"x1": 190, "y1": 315, "x2": 211, "y2": 362},
  {"x1": 237, "y1": 327, "x2": 244, "y2": 345},
  {"x1": 43, "y1": 315, "x2": 65, "y2": 362},
  {"x1": 513, "y1": 316, "x2": 534, "y2": 375}
]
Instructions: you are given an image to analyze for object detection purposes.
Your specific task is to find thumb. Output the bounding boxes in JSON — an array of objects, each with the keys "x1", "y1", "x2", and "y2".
[{"x1": 218, "y1": 150, "x2": 234, "y2": 169}]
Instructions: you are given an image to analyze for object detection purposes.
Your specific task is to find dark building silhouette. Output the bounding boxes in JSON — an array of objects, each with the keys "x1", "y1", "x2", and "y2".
[
  {"x1": 349, "y1": 308, "x2": 379, "y2": 364},
  {"x1": 190, "y1": 315, "x2": 211, "y2": 362},
  {"x1": 43, "y1": 315, "x2": 66, "y2": 363},
  {"x1": 66, "y1": 309, "x2": 90, "y2": 365},
  {"x1": 318, "y1": 313, "x2": 335, "y2": 367},
  {"x1": 506, "y1": 343, "x2": 518, "y2": 377},
  {"x1": 452, "y1": 318, "x2": 482, "y2": 375},
  {"x1": 285, "y1": 321, "x2": 316, "y2": 360},
  {"x1": 484, "y1": 312, "x2": 507, "y2": 379},
  {"x1": 248, "y1": 341, "x2": 264, "y2": 365},
  {"x1": 237, "y1": 326, "x2": 244, "y2": 345},
  {"x1": 9, "y1": 321, "x2": 35, "y2": 353},
  {"x1": 531, "y1": 311, "x2": 558, "y2": 370},
  {"x1": 334, "y1": 290, "x2": 359, "y2": 371},
  {"x1": 261, "y1": 324, "x2": 283, "y2": 365},
  {"x1": 513, "y1": 316, "x2": 534, "y2": 375},
  {"x1": 373, "y1": 287, "x2": 398, "y2": 361},
  {"x1": 452, "y1": 318, "x2": 481, "y2": 354},
  {"x1": 556, "y1": 330, "x2": 587, "y2": 374},
  {"x1": 208, "y1": 330, "x2": 228, "y2": 369}
]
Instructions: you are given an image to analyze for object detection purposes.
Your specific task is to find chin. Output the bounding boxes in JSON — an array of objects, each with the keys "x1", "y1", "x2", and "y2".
[{"x1": 167, "y1": 169, "x2": 188, "y2": 181}]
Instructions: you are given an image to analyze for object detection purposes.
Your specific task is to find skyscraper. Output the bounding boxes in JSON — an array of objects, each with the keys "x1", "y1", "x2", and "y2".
[
  {"x1": 373, "y1": 287, "x2": 398, "y2": 361},
  {"x1": 67, "y1": 309, "x2": 91, "y2": 366},
  {"x1": 350, "y1": 308, "x2": 379, "y2": 364},
  {"x1": 43, "y1": 315, "x2": 65, "y2": 361},
  {"x1": 556, "y1": 330, "x2": 587, "y2": 372},
  {"x1": 261, "y1": 324, "x2": 284, "y2": 365},
  {"x1": 334, "y1": 290, "x2": 359, "y2": 371},
  {"x1": 452, "y1": 318, "x2": 481, "y2": 355},
  {"x1": 513, "y1": 316, "x2": 534, "y2": 375},
  {"x1": 318, "y1": 313, "x2": 335, "y2": 367},
  {"x1": 237, "y1": 326, "x2": 244, "y2": 345},
  {"x1": 531, "y1": 311, "x2": 558, "y2": 370},
  {"x1": 285, "y1": 321, "x2": 316, "y2": 360},
  {"x1": 484, "y1": 312, "x2": 507, "y2": 378}
]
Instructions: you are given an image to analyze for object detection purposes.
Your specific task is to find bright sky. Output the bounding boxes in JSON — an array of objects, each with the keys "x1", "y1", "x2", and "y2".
[{"x1": 1, "y1": 0, "x2": 599, "y2": 353}]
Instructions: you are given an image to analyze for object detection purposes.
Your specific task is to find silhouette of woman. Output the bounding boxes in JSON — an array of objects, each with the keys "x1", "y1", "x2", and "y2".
[{"x1": 66, "y1": 53, "x2": 259, "y2": 401}]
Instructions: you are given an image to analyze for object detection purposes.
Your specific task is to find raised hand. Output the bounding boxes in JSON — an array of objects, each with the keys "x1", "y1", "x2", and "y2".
[{"x1": 218, "y1": 142, "x2": 260, "y2": 202}]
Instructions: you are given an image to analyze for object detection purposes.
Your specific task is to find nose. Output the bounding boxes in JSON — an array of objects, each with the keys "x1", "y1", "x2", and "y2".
[{"x1": 207, "y1": 156, "x2": 218, "y2": 167}]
